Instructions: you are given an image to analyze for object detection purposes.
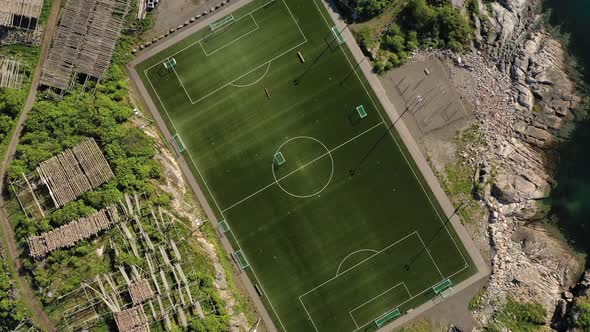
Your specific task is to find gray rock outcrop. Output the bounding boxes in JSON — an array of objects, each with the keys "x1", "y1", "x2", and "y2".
[{"x1": 428, "y1": 0, "x2": 586, "y2": 326}]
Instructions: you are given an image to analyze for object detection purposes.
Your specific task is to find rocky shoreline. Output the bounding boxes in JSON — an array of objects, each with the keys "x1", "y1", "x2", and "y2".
[{"x1": 432, "y1": 0, "x2": 589, "y2": 329}]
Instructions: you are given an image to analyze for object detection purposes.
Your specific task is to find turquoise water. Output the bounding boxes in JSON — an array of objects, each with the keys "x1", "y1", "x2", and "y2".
[{"x1": 543, "y1": 0, "x2": 590, "y2": 252}]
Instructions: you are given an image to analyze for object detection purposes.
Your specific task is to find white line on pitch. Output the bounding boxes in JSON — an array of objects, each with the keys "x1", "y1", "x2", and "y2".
[{"x1": 221, "y1": 122, "x2": 383, "y2": 213}]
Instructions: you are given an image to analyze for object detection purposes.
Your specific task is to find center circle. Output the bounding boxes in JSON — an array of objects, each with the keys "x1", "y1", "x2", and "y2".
[{"x1": 272, "y1": 136, "x2": 334, "y2": 198}]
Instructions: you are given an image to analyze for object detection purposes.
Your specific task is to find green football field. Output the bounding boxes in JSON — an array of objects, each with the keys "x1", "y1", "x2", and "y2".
[{"x1": 137, "y1": 0, "x2": 476, "y2": 330}]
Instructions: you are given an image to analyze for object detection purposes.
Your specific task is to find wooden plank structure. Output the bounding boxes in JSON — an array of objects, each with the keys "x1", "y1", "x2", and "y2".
[
  {"x1": 128, "y1": 278, "x2": 153, "y2": 305},
  {"x1": 40, "y1": 0, "x2": 130, "y2": 90},
  {"x1": 27, "y1": 206, "x2": 119, "y2": 257},
  {"x1": 37, "y1": 138, "x2": 114, "y2": 208},
  {"x1": 114, "y1": 306, "x2": 150, "y2": 332},
  {"x1": 0, "y1": 0, "x2": 43, "y2": 30},
  {"x1": 54, "y1": 201, "x2": 208, "y2": 331},
  {"x1": 0, "y1": 57, "x2": 25, "y2": 89}
]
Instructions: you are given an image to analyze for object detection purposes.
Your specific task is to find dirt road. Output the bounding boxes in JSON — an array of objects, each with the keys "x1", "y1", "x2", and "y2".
[{"x1": 0, "y1": 0, "x2": 63, "y2": 330}]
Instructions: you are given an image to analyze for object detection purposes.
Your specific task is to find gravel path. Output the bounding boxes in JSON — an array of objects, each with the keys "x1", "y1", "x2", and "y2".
[{"x1": 0, "y1": 0, "x2": 64, "y2": 330}]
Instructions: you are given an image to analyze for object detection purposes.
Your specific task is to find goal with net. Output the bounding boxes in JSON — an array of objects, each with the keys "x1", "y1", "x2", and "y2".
[
  {"x1": 209, "y1": 14, "x2": 235, "y2": 31},
  {"x1": 163, "y1": 57, "x2": 176, "y2": 70},
  {"x1": 331, "y1": 26, "x2": 345, "y2": 45},
  {"x1": 235, "y1": 250, "x2": 249, "y2": 268},
  {"x1": 274, "y1": 152, "x2": 286, "y2": 166},
  {"x1": 432, "y1": 279, "x2": 453, "y2": 295},
  {"x1": 172, "y1": 133, "x2": 186, "y2": 153},
  {"x1": 374, "y1": 308, "x2": 400, "y2": 328},
  {"x1": 356, "y1": 105, "x2": 367, "y2": 119}
]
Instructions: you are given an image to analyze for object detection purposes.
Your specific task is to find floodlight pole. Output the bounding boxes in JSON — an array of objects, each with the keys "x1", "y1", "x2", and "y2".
[
  {"x1": 348, "y1": 104, "x2": 412, "y2": 176},
  {"x1": 404, "y1": 200, "x2": 468, "y2": 271},
  {"x1": 295, "y1": 25, "x2": 351, "y2": 84},
  {"x1": 341, "y1": 56, "x2": 368, "y2": 85}
]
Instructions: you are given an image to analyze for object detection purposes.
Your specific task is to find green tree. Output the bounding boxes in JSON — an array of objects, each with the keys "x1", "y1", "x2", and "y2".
[
  {"x1": 357, "y1": 0, "x2": 392, "y2": 21},
  {"x1": 575, "y1": 297, "x2": 590, "y2": 328}
]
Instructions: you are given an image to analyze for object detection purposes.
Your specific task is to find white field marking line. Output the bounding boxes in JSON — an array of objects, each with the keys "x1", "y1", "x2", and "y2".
[
  {"x1": 210, "y1": 13, "x2": 236, "y2": 31},
  {"x1": 187, "y1": 40, "x2": 306, "y2": 104},
  {"x1": 298, "y1": 231, "x2": 418, "y2": 332},
  {"x1": 335, "y1": 249, "x2": 379, "y2": 277},
  {"x1": 403, "y1": 282, "x2": 412, "y2": 297},
  {"x1": 348, "y1": 282, "x2": 410, "y2": 327},
  {"x1": 282, "y1": 0, "x2": 307, "y2": 43},
  {"x1": 144, "y1": 0, "x2": 280, "y2": 72},
  {"x1": 348, "y1": 263, "x2": 470, "y2": 332},
  {"x1": 229, "y1": 61, "x2": 271, "y2": 87},
  {"x1": 180, "y1": 0, "x2": 308, "y2": 104},
  {"x1": 201, "y1": 14, "x2": 260, "y2": 56},
  {"x1": 416, "y1": 232, "x2": 444, "y2": 280},
  {"x1": 309, "y1": 0, "x2": 469, "y2": 270},
  {"x1": 272, "y1": 136, "x2": 334, "y2": 199},
  {"x1": 299, "y1": 297, "x2": 320, "y2": 332},
  {"x1": 143, "y1": 70, "x2": 289, "y2": 332},
  {"x1": 221, "y1": 122, "x2": 383, "y2": 213},
  {"x1": 299, "y1": 231, "x2": 418, "y2": 299},
  {"x1": 147, "y1": 0, "x2": 309, "y2": 105},
  {"x1": 350, "y1": 311, "x2": 360, "y2": 329}
]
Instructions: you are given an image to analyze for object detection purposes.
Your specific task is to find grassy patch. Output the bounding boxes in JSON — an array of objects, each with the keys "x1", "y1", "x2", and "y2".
[
  {"x1": 350, "y1": 0, "x2": 407, "y2": 44},
  {"x1": 438, "y1": 124, "x2": 487, "y2": 224},
  {"x1": 468, "y1": 288, "x2": 486, "y2": 311},
  {"x1": 398, "y1": 318, "x2": 442, "y2": 332},
  {"x1": 485, "y1": 298, "x2": 547, "y2": 332}
]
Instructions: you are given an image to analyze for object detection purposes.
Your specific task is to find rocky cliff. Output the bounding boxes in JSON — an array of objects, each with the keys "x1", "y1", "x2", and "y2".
[{"x1": 452, "y1": 0, "x2": 586, "y2": 326}]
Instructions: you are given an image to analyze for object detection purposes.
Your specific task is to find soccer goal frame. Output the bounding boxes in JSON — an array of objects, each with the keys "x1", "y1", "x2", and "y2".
[
  {"x1": 374, "y1": 308, "x2": 400, "y2": 328},
  {"x1": 235, "y1": 250, "x2": 249, "y2": 268},
  {"x1": 163, "y1": 57, "x2": 176, "y2": 69},
  {"x1": 219, "y1": 219, "x2": 229, "y2": 233},
  {"x1": 209, "y1": 14, "x2": 235, "y2": 31},
  {"x1": 356, "y1": 105, "x2": 367, "y2": 119},
  {"x1": 432, "y1": 279, "x2": 453, "y2": 295},
  {"x1": 172, "y1": 133, "x2": 186, "y2": 153},
  {"x1": 274, "y1": 152, "x2": 286, "y2": 166},
  {"x1": 331, "y1": 26, "x2": 345, "y2": 45}
]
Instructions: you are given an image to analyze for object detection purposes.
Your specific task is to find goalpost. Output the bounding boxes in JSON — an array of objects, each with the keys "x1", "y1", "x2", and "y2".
[
  {"x1": 163, "y1": 57, "x2": 176, "y2": 70},
  {"x1": 172, "y1": 133, "x2": 186, "y2": 153},
  {"x1": 331, "y1": 26, "x2": 345, "y2": 45},
  {"x1": 209, "y1": 14, "x2": 235, "y2": 31}
]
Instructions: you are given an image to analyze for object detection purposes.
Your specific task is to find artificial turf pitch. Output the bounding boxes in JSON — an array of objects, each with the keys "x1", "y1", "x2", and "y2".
[{"x1": 137, "y1": 0, "x2": 476, "y2": 330}]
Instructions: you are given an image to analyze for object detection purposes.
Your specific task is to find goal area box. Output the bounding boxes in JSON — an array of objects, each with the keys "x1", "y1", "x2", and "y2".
[
  {"x1": 209, "y1": 14, "x2": 235, "y2": 31},
  {"x1": 172, "y1": 134, "x2": 186, "y2": 153},
  {"x1": 274, "y1": 152, "x2": 286, "y2": 166}
]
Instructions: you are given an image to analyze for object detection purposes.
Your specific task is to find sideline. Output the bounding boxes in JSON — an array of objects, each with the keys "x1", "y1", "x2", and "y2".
[
  {"x1": 127, "y1": 1, "x2": 280, "y2": 331},
  {"x1": 127, "y1": 1, "x2": 490, "y2": 332},
  {"x1": 315, "y1": 0, "x2": 490, "y2": 331}
]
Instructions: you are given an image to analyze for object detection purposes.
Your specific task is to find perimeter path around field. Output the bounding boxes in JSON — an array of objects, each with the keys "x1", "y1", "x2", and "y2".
[
  {"x1": 126, "y1": 0, "x2": 280, "y2": 330},
  {"x1": 319, "y1": 1, "x2": 490, "y2": 330},
  {"x1": 127, "y1": 0, "x2": 490, "y2": 331}
]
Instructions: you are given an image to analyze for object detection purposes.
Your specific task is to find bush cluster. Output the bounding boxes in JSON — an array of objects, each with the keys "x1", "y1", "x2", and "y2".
[{"x1": 374, "y1": 0, "x2": 472, "y2": 73}]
